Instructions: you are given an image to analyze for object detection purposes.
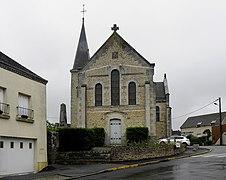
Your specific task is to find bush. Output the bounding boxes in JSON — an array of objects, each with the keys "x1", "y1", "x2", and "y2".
[
  {"x1": 186, "y1": 134, "x2": 212, "y2": 146},
  {"x1": 58, "y1": 128, "x2": 94, "y2": 151},
  {"x1": 126, "y1": 127, "x2": 148, "y2": 144},
  {"x1": 58, "y1": 127, "x2": 105, "y2": 151},
  {"x1": 47, "y1": 121, "x2": 59, "y2": 132},
  {"x1": 92, "y1": 127, "x2": 105, "y2": 147}
]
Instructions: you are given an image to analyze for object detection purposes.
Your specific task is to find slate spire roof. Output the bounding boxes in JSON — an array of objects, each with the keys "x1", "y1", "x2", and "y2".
[
  {"x1": 155, "y1": 74, "x2": 169, "y2": 101},
  {"x1": 0, "y1": 51, "x2": 47, "y2": 84},
  {"x1": 72, "y1": 18, "x2": 90, "y2": 71}
]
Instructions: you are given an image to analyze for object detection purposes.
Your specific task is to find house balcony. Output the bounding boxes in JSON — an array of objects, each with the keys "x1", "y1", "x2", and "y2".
[
  {"x1": 0, "y1": 102, "x2": 10, "y2": 119},
  {"x1": 16, "y1": 106, "x2": 34, "y2": 123}
]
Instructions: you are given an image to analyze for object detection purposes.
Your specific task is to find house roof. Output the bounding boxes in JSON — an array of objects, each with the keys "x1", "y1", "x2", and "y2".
[
  {"x1": 180, "y1": 112, "x2": 226, "y2": 129},
  {"x1": 72, "y1": 18, "x2": 90, "y2": 71},
  {"x1": 0, "y1": 51, "x2": 48, "y2": 85}
]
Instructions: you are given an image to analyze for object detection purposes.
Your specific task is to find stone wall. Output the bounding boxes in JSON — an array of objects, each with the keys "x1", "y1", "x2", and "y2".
[
  {"x1": 48, "y1": 131, "x2": 185, "y2": 165},
  {"x1": 110, "y1": 145, "x2": 176, "y2": 162},
  {"x1": 55, "y1": 147, "x2": 112, "y2": 165},
  {"x1": 156, "y1": 101, "x2": 167, "y2": 139},
  {"x1": 47, "y1": 131, "x2": 59, "y2": 164},
  {"x1": 55, "y1": 145, "x2": 184, "y2": 165}
]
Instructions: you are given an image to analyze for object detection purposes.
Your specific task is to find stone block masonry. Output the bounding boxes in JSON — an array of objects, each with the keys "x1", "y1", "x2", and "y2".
[
  {"x1": 55, "y1": 145, "x2": 184, "y2": 165},
  {"x1": 48, "y1": 131, "x2": 185, "y2": 165}
]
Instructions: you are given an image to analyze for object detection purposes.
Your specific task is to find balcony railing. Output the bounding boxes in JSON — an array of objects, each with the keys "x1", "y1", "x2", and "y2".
[
  {"x1": 0, "y1": 102, "x2": 10, "y2": 116},
  {"x1": 17, "y1": 106, "x2": 34, "y2": 119}
]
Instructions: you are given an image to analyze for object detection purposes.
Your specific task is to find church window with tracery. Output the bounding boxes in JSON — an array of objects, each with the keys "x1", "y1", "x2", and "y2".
[
  {"x1": 128, "y1": 82, "x2": 136, "y2": 105},
  {"x1": 95, "y1": 83, "x2": 102, "y2": 106},
  {"x1": 111, "y1": 70, "x2": 120, "y2": 105}
]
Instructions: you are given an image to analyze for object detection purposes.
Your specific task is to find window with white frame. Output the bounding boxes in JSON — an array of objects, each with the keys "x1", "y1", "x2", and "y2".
[
  {"x1": 197, "y1": 122, "x2": 202, "y2": 127},
  {"x1": 0, "y1": 87, "x2": 10, "y2": 116},
  {"x1": 18, "y1": 93, "x2": 29, "y2": 118}
]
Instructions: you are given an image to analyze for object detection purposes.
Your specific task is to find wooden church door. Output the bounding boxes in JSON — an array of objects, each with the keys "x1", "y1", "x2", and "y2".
[{"x1": 110, "y1": 119, "x2": 121, "y2": 144}]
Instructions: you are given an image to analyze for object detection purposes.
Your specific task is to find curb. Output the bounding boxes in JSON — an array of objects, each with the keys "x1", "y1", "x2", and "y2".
[
  {"x1": 106, "y1": 149, "x2": 211, "y2": 171},
  {"x1": 70, "y1": 149, "x2": 211, "y2": 179}
]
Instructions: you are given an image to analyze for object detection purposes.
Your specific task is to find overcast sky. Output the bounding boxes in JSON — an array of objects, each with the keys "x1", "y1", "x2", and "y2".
[{"x1": 1, "y1": 0, "x2": 226, "y2": 130}]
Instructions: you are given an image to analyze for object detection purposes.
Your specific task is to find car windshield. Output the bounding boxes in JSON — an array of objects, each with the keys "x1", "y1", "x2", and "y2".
[{"x1": 175, "y1": 137, "x2": 183, "y2": 139}]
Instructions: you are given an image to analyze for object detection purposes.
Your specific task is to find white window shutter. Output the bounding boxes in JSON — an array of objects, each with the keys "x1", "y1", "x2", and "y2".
[
  {"x1": 18, "y1": 94, "x2": 29, "y2": 116},
  {"x1": 0, "y1": 88, "x2": 3, "y2": 112},
  {"x1": 0, "y1": 88, "x2": 3, "y2": 103}
]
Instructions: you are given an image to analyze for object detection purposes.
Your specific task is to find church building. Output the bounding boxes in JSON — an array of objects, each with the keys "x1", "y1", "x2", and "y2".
[{"x1": 70, "y1": 18, "x2": 172, "y2": 145}]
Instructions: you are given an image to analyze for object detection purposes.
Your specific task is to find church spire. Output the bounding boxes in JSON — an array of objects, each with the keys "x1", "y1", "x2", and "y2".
[{"x1": 72, "y1": 5, "x2": 90, "y2": 70}]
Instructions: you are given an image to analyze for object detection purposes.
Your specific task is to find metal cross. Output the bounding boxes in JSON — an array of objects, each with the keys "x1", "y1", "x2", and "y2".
[
  {"x1": 81, "y1": 4, "x2": 87, "y2": 19},
  {"x1": 111, "y1": 24, "x2": 119, "y2": 32}
]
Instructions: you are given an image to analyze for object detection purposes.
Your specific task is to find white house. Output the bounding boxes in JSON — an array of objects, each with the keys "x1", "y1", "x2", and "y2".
[
  {"x1": 0, "y1": 52, "x2": 48, "y2": 176},
  {"x1": 181, "y1": 112, "x2": 226, "y2": 139}
]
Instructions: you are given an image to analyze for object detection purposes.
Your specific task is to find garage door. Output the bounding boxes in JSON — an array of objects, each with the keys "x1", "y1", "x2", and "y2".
[{"x1": 0, "y1": 137, "x2": 35, "y2": 176}]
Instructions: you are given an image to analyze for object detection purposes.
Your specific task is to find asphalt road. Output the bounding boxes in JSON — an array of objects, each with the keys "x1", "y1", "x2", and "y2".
[{"x1": 81, "y1": 146, "x2": 226, "y2": 180}]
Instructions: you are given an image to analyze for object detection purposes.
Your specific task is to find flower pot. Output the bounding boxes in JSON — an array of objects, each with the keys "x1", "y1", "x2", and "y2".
[{"x1": 21, "y1": 115, "x2": 28, "y2": 119}]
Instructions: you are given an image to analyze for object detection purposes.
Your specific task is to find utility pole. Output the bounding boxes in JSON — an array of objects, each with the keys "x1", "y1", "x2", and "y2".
[{"x1": 219, "y1": 97, "x2": 223, "y2": 146}]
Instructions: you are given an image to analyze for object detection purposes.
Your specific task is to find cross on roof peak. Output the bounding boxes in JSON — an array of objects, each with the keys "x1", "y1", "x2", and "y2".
[
  {"x1": 81, "y1": 4, "x2": 87, "y2": 20},
  {"x1": 111, "y1": 24, "x2": 119, "y2": 32}
]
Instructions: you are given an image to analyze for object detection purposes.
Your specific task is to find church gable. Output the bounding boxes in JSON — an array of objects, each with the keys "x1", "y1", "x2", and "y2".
[{"x1": 83, "y1": 26, "x2": 154, "y2": 72}]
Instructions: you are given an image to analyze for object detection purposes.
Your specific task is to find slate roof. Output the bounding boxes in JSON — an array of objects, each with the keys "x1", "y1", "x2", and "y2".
[
  {"x1": 72, "y1": 18, "x2": 90, "y2": 71},
  {"x1": 0, "y1": 51, "x2": 48, "y2": 85},
  {"x1": 156, "y1": 82, "x2": 166, "y2": 101},
  {"x1": 180, "y1": 112, "x2": 226, "y2": 129}
]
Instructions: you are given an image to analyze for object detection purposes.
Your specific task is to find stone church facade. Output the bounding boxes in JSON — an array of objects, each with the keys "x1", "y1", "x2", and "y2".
[{"x1": 71, "y1": 19, "x2": 171, "y2": 145}]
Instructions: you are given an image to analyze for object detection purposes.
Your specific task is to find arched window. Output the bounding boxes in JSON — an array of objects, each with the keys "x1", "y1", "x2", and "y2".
[
  {"x1": 156, "y1": 106, "x2": 160, "y2": 121},
  {"x1": 95, "y1": 83, "x2": 102, "y2": 106},
  {"x1": 128, "y1": 82, "x2": 136, "y2": 105},
  {"x1": 111, "y1": 70, "x2": 120, "y2": 105}
]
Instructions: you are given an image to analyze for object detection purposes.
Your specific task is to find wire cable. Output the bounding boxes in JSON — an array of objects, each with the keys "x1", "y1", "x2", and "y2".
[{"x1": 172, "y1": 98, "x2": 219, "y2": 119}]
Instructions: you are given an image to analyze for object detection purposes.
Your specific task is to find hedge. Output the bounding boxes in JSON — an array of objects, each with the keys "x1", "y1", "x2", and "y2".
[
  {"x1": 58, "y1": 127, "x2": 105, "y2": 151},
  {"x1": 126, "y1": 127, "x2": 149, "y2": 144},
  {"x1": 92, "y1": 127, "x2": 105, "y2": 147},
  {"x1": 186, "y1": 134, "x2": 212, "y2": 145}
]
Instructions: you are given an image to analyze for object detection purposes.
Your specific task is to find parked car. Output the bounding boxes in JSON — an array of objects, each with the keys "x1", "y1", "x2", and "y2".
[{"x1": 158, "y1": 135, "x2": 190, "y2": 147}]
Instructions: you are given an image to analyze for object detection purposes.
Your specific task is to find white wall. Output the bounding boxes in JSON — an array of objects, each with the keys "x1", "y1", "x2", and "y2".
[
  {"x1": 0, "y1": 67, "x2": 47, "y2": 172},
  {"x1": 181, "y1": 126, "x2": 212, "y2": 137}
]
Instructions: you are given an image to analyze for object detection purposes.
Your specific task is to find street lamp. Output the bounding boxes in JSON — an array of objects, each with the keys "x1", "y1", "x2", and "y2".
[{"x1": 214, "y1": 97, "x2": 222, "y2": 146}]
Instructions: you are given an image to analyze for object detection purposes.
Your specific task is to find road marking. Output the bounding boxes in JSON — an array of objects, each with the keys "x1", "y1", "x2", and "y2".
[{"x1": 192, "y1": 153, "x2": 226, "y2": 158}]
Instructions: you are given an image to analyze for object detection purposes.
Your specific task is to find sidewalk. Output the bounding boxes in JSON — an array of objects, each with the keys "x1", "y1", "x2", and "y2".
[{"x1": 1, "y1": 147, "x2": 210, "y2": 180}]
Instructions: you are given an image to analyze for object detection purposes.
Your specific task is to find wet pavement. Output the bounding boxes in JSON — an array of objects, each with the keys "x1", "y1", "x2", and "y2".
[
  {"x1": 0, "y1": 146, "x2": 210, "y2": 180},
  {"x1": 81, "y1": 146, "x2": 226, "y2": 180}
]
